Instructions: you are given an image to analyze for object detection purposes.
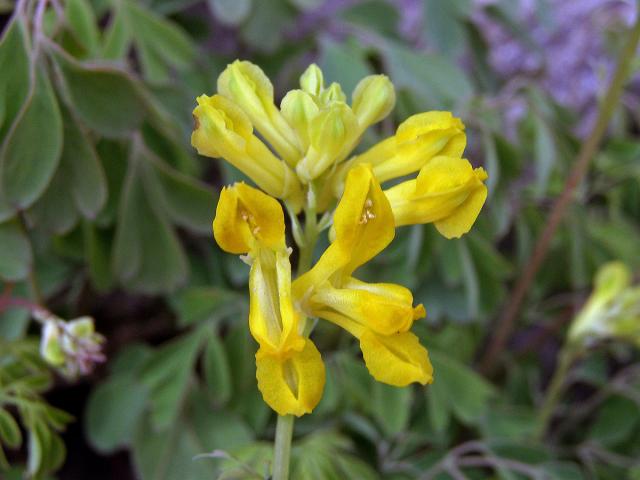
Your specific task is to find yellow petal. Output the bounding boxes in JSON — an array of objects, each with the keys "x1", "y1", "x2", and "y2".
[
  {"x1": 385, "y1": 157, "x2": 488, "y2": 237},
  {"x1": 255, "y1": 339, "x2": 326, "y2": 416},
  {"x1": 333, "y1": 164, "x2": 395, "y2": 275},
  {"x1": 292, "y1": 243, "x2": 348, "y2": 308},
  {"x1": 374, "y1": 111, "x2": 466, "y2": 183},
  {"x1": 218, "y1": 60, "x2": 301, "y2": 164},
  {"x1": 249, "y1": 249, "x2": 305, "y2": 355},
  {"x1": 192, "y1": 94, "x2": 301, "y2": 200},
  {"x1": 435, "y1": 181, "x2": 488, "y2": 239},
  {"x1": 212, "y1": 183, "x2": 285, "y2": 254},
  {"x1": 359, "y1": 330, "x2": 433, "y2": 386},
  {"x1": 310, "y1": 277, "x2": 419, "y2": 336}
]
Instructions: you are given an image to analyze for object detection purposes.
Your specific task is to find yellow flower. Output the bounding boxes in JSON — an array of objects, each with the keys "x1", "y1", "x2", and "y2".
[
  {"x1": 192, "y1": 94, "x2": 303, "y2": 207},
  {"x1": 385, "y1": 156, "x2": 488, "y2": 239},
  {"x1": 217, "y1": 60, "x2": 302, "y2": 165},
  {"x1": 212, "y1": 183, "x2": 325, "y2": 416},
  {"x1": 293, "y1": 164, "x2": 433, "y2": 387}
]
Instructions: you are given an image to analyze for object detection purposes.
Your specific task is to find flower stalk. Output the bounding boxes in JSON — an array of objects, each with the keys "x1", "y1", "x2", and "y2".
[{"x1": 272, "y1": 414, "x2": 295, "y2": 480}]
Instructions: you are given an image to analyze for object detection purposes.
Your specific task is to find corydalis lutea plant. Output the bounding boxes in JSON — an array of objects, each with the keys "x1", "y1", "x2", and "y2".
[{"x1": 192, "y1": 60, "x2": 488, "y2": 475}]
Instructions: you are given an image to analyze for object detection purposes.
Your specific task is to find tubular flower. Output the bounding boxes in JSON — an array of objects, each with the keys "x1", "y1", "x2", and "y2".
[
  {"x1": 385, "y1": 156, "x2": 489, "y2": 239},
  {"x1": 213, "y1": 183, "x2": 325, "y2": 416},
  {"x1": 192, "y1": 94, "x2": 303, "y2": 208},
  {"x1": 293, "y1": 165, "x2": 433, "y2": 387},
  {"x1": 328, "y1": 111, "x2": 466, "y2": 200}
]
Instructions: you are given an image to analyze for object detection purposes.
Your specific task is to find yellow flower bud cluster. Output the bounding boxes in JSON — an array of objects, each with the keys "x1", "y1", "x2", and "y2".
[{"x1": 192, "y1": 60, "x2": 490, "y2": 416}]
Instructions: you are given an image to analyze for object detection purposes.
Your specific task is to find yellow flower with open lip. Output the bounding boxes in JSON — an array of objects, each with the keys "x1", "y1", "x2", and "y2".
[
  {"x1": 385, "y1": 156, "x2": 488, "y2": 239},
  {"x1": 213, "y1": 183, "x2": 325, "y2": 416},
  {"x1": 192, "y1": 94, "x2": 303, "y2": 209},
  {"x1": 326, "y1": 111, "x2": 466, "y2": 203},
  {"x1": 293, "y1": 164, "x2": 433, "y2": 387}
]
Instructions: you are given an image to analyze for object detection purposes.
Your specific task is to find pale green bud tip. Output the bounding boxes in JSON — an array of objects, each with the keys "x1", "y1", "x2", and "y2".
[
  {"x1": 40, "y1": 322, "x2": 65, "y2": 366},
  {"x1": 320, "y1": 82, "x2": 346, "y2": 105},
  {"x1": 593, "y1": 261, "x2": 631, "y2": 303},
  {"x1": 68, "y1": 316, "x2": 96, "y2": 337},
  {"x1": 300, "y1": 64, "x2": 324, "y2": 97},
  {"x1": 352, "y1": 75, "x2": 396, "y2": 127}
]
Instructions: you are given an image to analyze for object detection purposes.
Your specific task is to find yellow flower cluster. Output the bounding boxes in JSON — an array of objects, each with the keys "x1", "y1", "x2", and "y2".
[{"x1": 193, "y1": 60, "x2": 488, "y2": 416}]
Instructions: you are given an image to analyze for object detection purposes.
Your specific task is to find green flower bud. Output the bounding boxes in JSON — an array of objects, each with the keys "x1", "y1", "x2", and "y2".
[
  {"x1": 281, "y1": 89, "x2": 319, "y2": 151},
  {"x1": 352, "y1": 74, "x2": 396, "y2": 129},
  {"x1": 319, "y1": 82, "x2": 346, "y2": 105},
  {"x1": 300, "y1": 64, "x2": 324, "y2": 97},
  {"x1": 296, "y1": 102, "x2": 358, "y2": 182},
  {"x1": 40, "y1": 321, "x2": 65, "y2": 366}
]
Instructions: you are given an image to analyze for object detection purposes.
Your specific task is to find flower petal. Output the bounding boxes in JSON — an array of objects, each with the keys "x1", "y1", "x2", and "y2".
[
  {"x1": 213, "y1": 182, "x2": 286, "y2": 254},
  {"x1": 255, "y1": 339, "x2": 326, "y2": 416},
  {"x1": 249, "y1": 249, "x2": 305, "y2": 355},
  {"x1": 359, "y1": 330, "x2": 433, "y2": 386},
  {"x1": 311, "y1": 277, "x2": 421, "y2": 336},
  {"x1": 333, "y1": 164, "x2": 395, "y2": 275}
]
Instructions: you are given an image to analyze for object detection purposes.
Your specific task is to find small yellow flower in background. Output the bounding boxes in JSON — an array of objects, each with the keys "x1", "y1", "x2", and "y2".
[
  {"x1": 194, "y1": 59, "x2": 489, "y2": 416},
  {"x1": 569, "y1": 261, "x2": 640, "y2": 347}
]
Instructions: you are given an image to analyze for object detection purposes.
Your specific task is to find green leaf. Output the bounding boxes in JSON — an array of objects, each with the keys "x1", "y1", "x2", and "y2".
[
  {"x1": 589, "y1": 395, "x2": 639, "y2": 447},
  {"x1": 65, "y1": 0, "x2": 100, "y2": 55},
  {"x1": 27, "y1": 166, "x2": 78, "y2": 234},
  {"x1": 319, "y1": 38, "x2": 372, "y2": 96},
  {"x1": 371, "y1": 383, "x2": 411, "y2": 437},
  {"x1": 83, "y1": 222, "x2": 114, "y2": 291},
  {"x1": 143, "y1": 148, "x2": 214, "y2": 234},
  {"x1": 203, "y1": 334, "x2": 232, "y2": 405},
  {"x1": 208, "y1": 0, "x2": 253, "y2": 26},
  {"x1": 85, "y1": 375, "x2": 148, "y2": 453},
  {"x1": 102, "y1": 6, "x2": 132, "y2": 60},
  {"x1": 112, "y1": 146, "x2": 188, "y2": 293},
  {"x1": 125, "y1": 0, "x2": 196, "y2": 80},
  {"x1": 533, "y1": 110, "x2": 556, "y2": 196},
  {"x1": 170, "y1": 287, "x2": 244, "y2": 326},
  {"x1": 140, "y1": 328, "x2": 207, "y2": 430},
  {"x1": 0, "y1": 220, "x2": 32, "y2": 281},
  {"x1": 383, "y1": 40, "x2": 473, "y2": 108},
  {"x1": 429, "y1": 350, "x2": 496, "y2": 425},
  {"x1": 0, "y1": 17, "x2": 30, "y2": 140},
  {"x1": 50, "y1": 45, "x2": 145, "y2": 137},
  {"x1": 59, "y1": 107, "x2": 108, "y2": 218},
  {"x1": 0, "y1": 408, "x2": 22, "y2": 449},
  {"x1": 0, "y1": 65, "x2": 62, "y2": 209}
]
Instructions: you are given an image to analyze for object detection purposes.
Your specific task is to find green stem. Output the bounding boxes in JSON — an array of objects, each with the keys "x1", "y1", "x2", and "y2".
[
  {"x1": 534, "y1": 345, "x2": 581, "y2": 440},
  {"x1": 272, "y1": 200, "x2": 321, "y2": 480},
  {"x1": 272, "y1": 414, "x2": 295, "y2": 480}
]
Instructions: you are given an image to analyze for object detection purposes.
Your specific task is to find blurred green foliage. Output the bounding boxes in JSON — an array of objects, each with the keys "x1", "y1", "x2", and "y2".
[{"x1": 1, "y1": 0, "x2": 640, "y2": 479}]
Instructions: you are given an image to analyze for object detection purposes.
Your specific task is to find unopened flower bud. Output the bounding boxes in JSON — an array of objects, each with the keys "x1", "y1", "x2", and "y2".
[
  {"x1": 40, "y1": 321, "x2": 65, "y2": 366},
  {"x1": 352, "y1": 74, "x2": 396, "y2": 129},
  {"x1": 39, "y1": 316, "x2": 105, "y2": 378},
  {"x1": 300, "y1": 64, "x2": 324, "y2": 97},
  {"x1": 218, "y1": 60, "x2": 301, "y2": 164},
  {"x1": 319, "y1": 82, "x2": 346, "y2": 105},
  {"x1": 281, "y1": 89, "x2": 319, "y2": 151},
  {"x1": 296, "y1": 102, "x2": 358, "y2": 182}
]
